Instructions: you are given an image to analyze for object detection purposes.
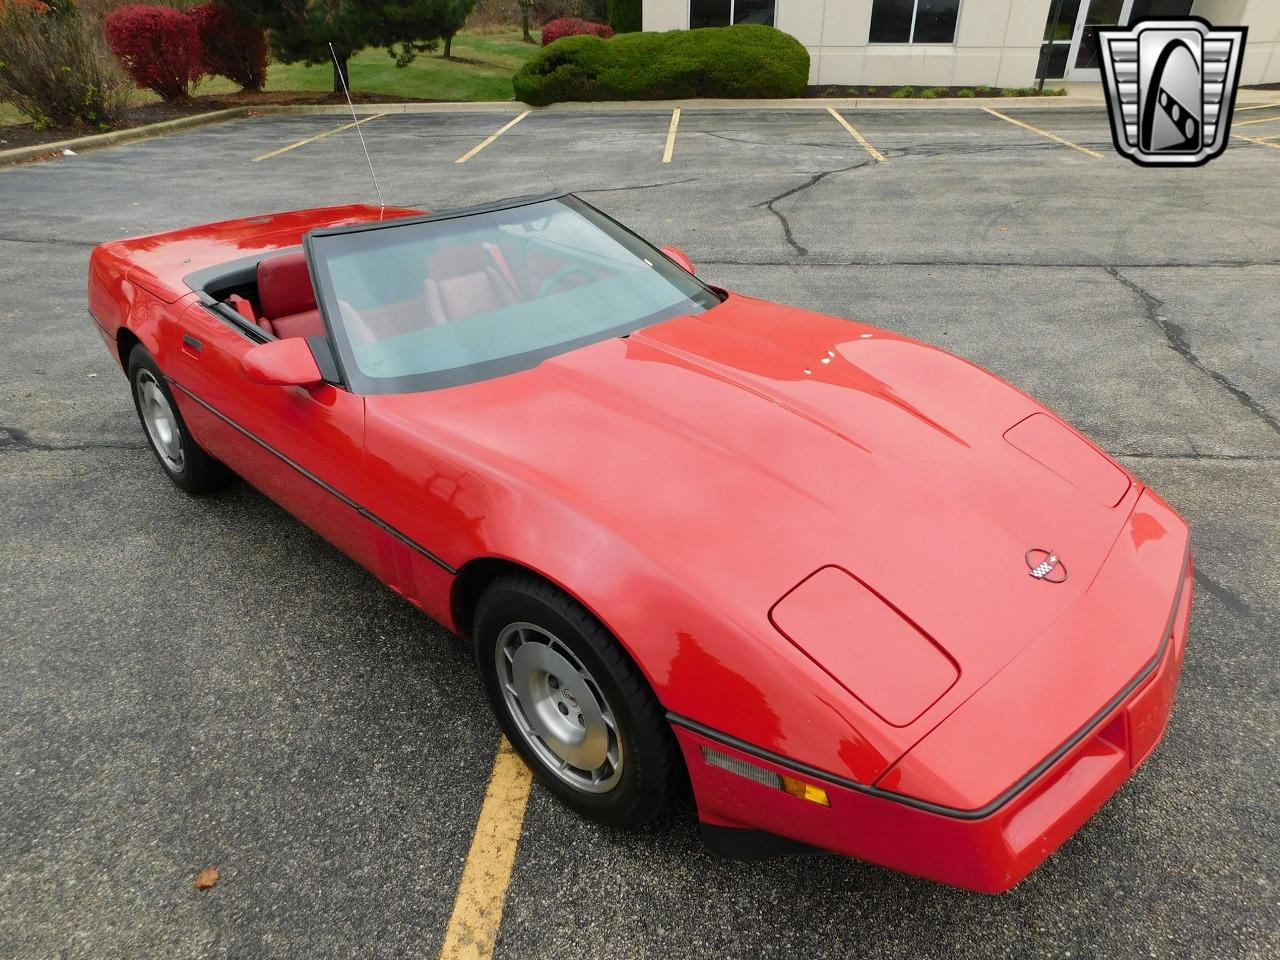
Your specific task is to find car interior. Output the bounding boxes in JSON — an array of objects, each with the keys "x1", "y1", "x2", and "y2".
[{"x1": 207, "y1": 236, "x2": 607, "y2": 347}]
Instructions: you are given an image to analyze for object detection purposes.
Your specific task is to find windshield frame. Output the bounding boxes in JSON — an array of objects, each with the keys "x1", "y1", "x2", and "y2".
[{"x1": 302, "y1": 192, "x2": 722, "y2": 395}]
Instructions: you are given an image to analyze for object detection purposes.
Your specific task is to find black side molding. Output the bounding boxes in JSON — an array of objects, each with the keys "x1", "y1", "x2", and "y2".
[{"x1": 166, "y1": 377, "x2": 457, "y2": 575}]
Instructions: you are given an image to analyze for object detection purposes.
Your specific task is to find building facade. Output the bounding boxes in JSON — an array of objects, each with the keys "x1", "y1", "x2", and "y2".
[{"x1": 642, "y1": 1, "x2": 1280, "y2": 88}]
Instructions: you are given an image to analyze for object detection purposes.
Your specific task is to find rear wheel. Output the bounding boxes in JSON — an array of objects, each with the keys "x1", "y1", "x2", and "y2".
[
  {"x1": 127, "y1": 346, "x2": 227, "y2": 495},
  {"x1": 474, "y1": 574, "x2": 679, "y2": 827}
]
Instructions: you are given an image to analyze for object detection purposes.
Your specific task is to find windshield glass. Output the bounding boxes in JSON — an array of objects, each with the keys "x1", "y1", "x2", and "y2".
[{"x1": 305, "y1": 195, "x2": 720, "y2": 394}]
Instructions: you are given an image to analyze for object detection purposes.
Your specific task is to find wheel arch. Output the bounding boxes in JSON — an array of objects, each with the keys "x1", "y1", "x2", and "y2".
[
  {"x1": 116, "y1": 327, "x2": 142, "y2": 371},
  {"x1": 449, "y1": 553, "x2": 672, "y2": 710}
]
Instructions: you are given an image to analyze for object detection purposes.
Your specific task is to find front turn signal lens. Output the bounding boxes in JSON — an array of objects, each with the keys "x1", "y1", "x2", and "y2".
[{"x1": 781, "y1": 776, "x2": 830, "y2": 807}]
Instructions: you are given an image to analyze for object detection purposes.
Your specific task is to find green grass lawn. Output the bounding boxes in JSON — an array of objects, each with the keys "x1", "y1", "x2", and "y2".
[
  {"x1": 252, "y1": 32, "x2": 538, "y2": 101},
  {"x1": 2, "y1": 32, "x2": 537, "y2": 127}
]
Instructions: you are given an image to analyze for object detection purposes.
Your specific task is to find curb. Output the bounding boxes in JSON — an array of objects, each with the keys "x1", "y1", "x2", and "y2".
[{"x1": 0, "y1": 106, "x2": 250, "y2": 167}]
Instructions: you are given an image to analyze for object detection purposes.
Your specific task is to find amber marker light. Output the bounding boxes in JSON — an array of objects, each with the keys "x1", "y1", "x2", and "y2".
[{"x1": 781, "y1": 775, "x2": 831, "y2": 807}]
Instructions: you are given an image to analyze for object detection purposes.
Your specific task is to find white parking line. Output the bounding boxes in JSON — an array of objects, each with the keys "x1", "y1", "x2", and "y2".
[
  {"x1": 662, "y1": 107, "x2": 681, "y2": 164},
  {"x1": 455, "y1": 111, "x2": 532, "y2": 164},
  {"x1": 252, "y1": 114, "x2": 388, "y2": 162},
  {"x1": 827, "y1": 107, "x2": 886, "y2": 163}
]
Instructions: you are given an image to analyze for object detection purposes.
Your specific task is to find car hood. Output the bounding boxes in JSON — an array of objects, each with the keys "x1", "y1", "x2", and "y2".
[{"x1": 373, "y1": 294, "x2": 1140, "y2": 761}]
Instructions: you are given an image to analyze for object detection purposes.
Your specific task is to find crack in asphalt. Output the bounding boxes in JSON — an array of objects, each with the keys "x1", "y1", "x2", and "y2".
[
  {"x1": 0, "y1": 235, "x2": 99, "y2": 248},
  {"x1": 699, "y1": 257, "x2": 1280, "y2": 269},
  {"x1": 1114, "y1": 451, "x2": 1280, "y2": 461},
  {"x1": 1193, "y1": 569, "x2": 1252, "y2": 616},
  {"x1": 576, "y1": 177, "x2": 701, "y2": 195},
  {"x1": 752, "y1": 161, "x2": 872, "y2": 257},
  {"x1": 1106, "y1": 267, "x2": 1280, "y2": 437},
  {"x1": 0, "y1": 424, "x2": 144, "y2": 454},
  {"x1": 699, "y1": 130, "x2": 839, "y2": 150}
]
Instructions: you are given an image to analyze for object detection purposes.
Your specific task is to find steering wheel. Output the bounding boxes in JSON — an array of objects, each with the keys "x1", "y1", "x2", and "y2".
[{"x1": 536, "y1": 266, "x2": 596, "y2": 299}]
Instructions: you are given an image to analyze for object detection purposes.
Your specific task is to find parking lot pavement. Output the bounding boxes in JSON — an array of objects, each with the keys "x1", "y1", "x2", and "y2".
[{"x1": 2, "y1": 106, "x2": 1277, "y2": 960}]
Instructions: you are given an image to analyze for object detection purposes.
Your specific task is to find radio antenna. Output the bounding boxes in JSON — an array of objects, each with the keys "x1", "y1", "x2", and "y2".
[{"x1": 329, "y1": 42, "x2": 385, "y2": 213}]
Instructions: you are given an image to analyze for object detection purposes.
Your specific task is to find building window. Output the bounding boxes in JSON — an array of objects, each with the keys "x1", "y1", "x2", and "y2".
[
  {"x1": 869, "y1": 0, "x2": 961, "y2": 44},
  {"x1": 689, "y1": 0, "x2": 776, "y2": 29},
  {"x1": 1039, "y1": 0, "x2": 1082, "y2": 80}
]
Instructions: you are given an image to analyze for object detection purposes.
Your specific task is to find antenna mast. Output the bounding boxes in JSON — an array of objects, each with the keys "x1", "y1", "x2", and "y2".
[{"x1": 329, "y1": 42, "x2": 386, "y2": 212}]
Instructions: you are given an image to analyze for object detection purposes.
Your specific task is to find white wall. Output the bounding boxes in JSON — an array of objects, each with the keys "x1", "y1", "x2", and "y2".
[
  {"x1": 642, "y1": 1, "x2": 1054, "y2": 87},
  {"x1": 642, "y1": 0, "x2": 1280, "y2": 87},
  {"x1": 1193, "y1": 1, "x2": 1280, "y2": 84}
]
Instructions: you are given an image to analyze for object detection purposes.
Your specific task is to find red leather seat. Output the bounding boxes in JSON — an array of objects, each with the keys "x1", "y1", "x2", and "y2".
[
  {"x1": 257, "y1": 252, "x2": 324, "y2": 339},
  {"x1": 424, "y1": 243, "x2": 520, "y2": 327}
]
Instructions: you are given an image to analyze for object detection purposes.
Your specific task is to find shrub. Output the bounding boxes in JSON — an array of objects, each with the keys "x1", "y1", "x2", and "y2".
[
  {"x1": 104, "y1": 4, "x2": 201, "y2": 101},
  {"x1": 191, "y1": 3, "x2": 266, "y2": 92},
  {"x1": 957, "y1": 87, "x2": 976, "y2": 98},
  {"x1": 514, "y1": 24, "x2": 809, "y2": 105},
  {"x1": 541, "y1": 16, "x2": 612, "y2": 45},
  {"x1": 889, "y1": 85, "x2": 914, "y2": 98},
  {"x1": 606, "y1": 0, "x2": 639, "y2": 33},
  {"x1": 0, "y1": 1, "x2": 131, "y2": 128}
]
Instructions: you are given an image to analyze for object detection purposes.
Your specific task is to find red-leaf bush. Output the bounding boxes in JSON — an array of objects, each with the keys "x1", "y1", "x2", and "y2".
[
  {"x1": 541, "y1": 17, "x2": 613, "y2": 46},
  {"x1": 104, "y1": 4, "x2": 201, "y2": 101},
  {"x1": 191, "y1": 3, "x2": 266, "y2": 92}
]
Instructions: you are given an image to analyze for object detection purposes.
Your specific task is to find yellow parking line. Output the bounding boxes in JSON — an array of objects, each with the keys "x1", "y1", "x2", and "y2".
[
  {"x1": 826, "y1": 107, "x2": 886, "y2": 163},
  {"x1": 252, "y1": 114, "x2": 388, "y2": 162},
  {"x1": 1232, "y1": 132, "x2": 1280, "y2": 151},
  {"x1": 662, "y1": 107, "x2": 681, "y2": 164},
  {"x1": 983, "y1": 107, "x2": 1104, "y2": 158},
  {"x1": 1232, "y1": 113, "x2": 1280, "y2": 128},
  {"x1": 438, "y1": 739, "x2": 533, "y2": 960},
  {"x1": 1236, "y1": 101, "x2": 1280, "y2": 112},
  {"x1": 455, "y1": 111, "x2": 531, "y2": 164}
]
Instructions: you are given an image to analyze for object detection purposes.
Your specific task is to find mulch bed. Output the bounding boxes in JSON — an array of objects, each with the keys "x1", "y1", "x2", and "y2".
[{"x1": 0, "y1": 90, "x2": 439, "y2": 152}]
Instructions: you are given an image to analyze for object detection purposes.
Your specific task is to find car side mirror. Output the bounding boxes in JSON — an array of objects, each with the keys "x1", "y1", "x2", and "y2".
[
  {"x1": 241, "y1": 337, "x2": 323, "y2": 387},
  {"x1": 660, "y1": 245, "x2": 695, "y2": 275}
]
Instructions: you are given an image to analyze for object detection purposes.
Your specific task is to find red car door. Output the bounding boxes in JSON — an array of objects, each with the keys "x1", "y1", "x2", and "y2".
[{"x1": 165, "y1": 300, "x2": 393, "y2": 582}]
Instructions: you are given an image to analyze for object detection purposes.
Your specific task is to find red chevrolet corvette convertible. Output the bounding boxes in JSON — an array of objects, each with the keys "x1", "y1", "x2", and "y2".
[{"x1": 88, "y1": 194, "x2": 1192, "y2": 892}]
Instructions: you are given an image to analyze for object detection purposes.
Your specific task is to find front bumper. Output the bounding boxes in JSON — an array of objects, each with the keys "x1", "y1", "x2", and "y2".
[{"x1": 675, "y1": 554, "x2": 1193, "y2": 893}]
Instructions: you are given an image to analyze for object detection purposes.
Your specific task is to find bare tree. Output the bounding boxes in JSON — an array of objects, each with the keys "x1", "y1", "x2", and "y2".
[{"x1": 516, "y1": 0, "x2": 537, "y2": 43}]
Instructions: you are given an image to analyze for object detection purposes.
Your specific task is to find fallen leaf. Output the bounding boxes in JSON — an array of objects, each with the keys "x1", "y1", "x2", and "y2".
[{"x1": 194, "y1": 867, "x2": 219, "y2": 890}]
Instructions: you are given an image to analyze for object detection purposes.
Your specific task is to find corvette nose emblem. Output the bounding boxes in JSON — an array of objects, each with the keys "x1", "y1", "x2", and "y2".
[{"x1": 1026, "y1": 549, "x2": 1067, "y2": 583}]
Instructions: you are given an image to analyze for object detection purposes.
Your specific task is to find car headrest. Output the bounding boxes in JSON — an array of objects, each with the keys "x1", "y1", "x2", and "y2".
[
  {"x1": 257, "y1": 251, "x2": 317, "y2": 320},
  {"x1": 427, "y1": 242, "x2": 489, "y2": 277}
]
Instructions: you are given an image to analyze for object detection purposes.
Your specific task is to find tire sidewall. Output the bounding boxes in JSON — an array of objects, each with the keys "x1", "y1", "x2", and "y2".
[
  {"x1": 127, "y1": 346, "x2": 197, "y2": 488},
  {"x1": 474, "y1": 581, "x2": 655, "y2": 825}
]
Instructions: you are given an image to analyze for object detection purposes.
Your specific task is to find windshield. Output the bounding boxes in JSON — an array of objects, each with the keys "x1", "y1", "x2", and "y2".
[{"x1": 305, "y1": 195, "x2": 720, "y2": 394}]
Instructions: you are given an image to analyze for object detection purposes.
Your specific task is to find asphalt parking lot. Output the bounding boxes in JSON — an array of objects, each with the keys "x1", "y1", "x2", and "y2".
[{"x1": 2, "y1": 102, "x2": 1278, "y2": 959}]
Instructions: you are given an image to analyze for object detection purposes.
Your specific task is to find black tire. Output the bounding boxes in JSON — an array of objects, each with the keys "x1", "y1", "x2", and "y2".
[
  {"x1": 127, "y1": 345, "x2": 228, "y2": 495},
  {"x1": 474, "y1": 574, "x2": 679, "y2": 827}
]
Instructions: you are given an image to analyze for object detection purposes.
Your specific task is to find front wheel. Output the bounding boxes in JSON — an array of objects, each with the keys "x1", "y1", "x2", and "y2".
[
  {"x1": 128, "y1": 346, "x2": 228, "y2": 495},
  {"x1": 474, "y1": 574, "x2": 679, "y2": 827}
]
